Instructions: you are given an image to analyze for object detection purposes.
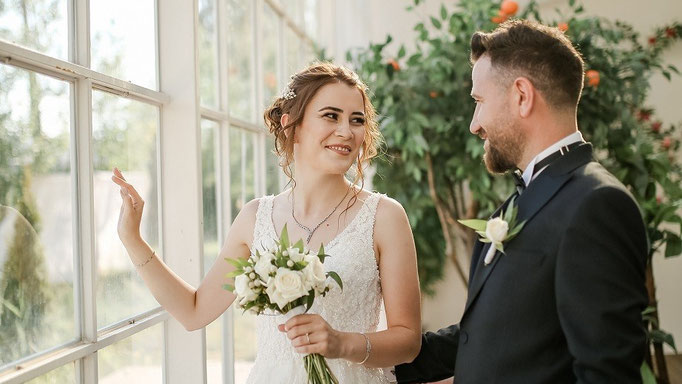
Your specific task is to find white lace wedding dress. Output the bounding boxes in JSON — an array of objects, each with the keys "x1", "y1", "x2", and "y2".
[{"x1": 245, "y1": 192, "x2": 390, "y2": 384}]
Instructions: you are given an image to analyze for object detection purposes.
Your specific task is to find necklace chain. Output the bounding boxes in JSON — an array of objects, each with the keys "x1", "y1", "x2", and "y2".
[{"x1": 291, "y1": 188, "x2": 350, "y2": 244}]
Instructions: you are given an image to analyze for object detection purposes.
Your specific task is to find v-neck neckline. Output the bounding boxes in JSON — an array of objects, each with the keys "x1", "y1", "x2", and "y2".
[{"x1": 269, "y1": 194, "x2": 369, "y2": 251}]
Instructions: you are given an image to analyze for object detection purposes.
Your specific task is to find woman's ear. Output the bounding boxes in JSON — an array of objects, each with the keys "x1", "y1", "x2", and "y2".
[{"x1": 281, "y1": 114, "x2": 292, "y2": 139}]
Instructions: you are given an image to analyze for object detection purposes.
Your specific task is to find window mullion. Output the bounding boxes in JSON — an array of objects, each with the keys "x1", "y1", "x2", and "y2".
[{"x1": 73, "y1": 0, "x2": 97, "y2": 381}]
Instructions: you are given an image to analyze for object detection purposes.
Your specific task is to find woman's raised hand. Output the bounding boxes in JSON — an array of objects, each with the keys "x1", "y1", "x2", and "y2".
[{"x1": 111, "y1": 167, "x2": 145, "y2": 245}]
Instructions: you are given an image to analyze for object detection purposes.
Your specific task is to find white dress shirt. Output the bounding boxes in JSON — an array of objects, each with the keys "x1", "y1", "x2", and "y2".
[{"x1": 521, "y1": 131, "x2": 585, "y2": 187}]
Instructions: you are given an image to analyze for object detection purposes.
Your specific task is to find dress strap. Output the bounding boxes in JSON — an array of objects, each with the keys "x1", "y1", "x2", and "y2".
[{"x1": 252, "y1": 195, "x2": 275, "y2": 251}]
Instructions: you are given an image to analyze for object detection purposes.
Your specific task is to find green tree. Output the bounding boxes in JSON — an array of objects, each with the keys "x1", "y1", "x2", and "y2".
[
  {"x1": 0, "y1": 0, "x2": 64, "y2": 369},
  {"x1": 350, "y1": 0, "x2": 681, "y2": 381},
  {"x1": 0, "y1": 169, "x2": 50, "y2": 363}
]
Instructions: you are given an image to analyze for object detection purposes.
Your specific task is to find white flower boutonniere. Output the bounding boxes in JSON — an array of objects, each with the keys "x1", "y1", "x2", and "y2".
[{"x1": 458, "y1": 197, "x2": 526, "y2": 265}]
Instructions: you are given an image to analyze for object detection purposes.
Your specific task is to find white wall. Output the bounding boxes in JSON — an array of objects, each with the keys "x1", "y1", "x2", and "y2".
[{"x1": 330, "y1": 0, "x2": 682, "y2": 351}]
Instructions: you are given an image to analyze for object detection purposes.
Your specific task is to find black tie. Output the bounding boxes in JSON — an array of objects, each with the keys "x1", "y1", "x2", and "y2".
[
  {"x1": 512, "y1": 141, "x2": 583, "y2": 194},
  {"x1": 512, "y1": 169, "x2": 525, "y2": 194}
]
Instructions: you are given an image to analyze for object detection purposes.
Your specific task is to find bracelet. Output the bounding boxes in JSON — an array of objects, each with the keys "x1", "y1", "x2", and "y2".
[
  {"x1": 134, "y1": 251, "x2": 156, "y2": 267},
  {"x1": 355, "y1": 332, "x2": 371, "y2": 365}
]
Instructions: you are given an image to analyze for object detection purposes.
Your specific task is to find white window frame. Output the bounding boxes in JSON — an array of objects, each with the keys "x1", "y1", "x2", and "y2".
[{"x1": 0, "y1": 0, "x2": 325, "y2": 382}]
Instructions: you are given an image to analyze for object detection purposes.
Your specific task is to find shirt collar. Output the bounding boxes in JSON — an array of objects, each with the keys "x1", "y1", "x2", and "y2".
[{"x1": 521, "y1": 131, "x2": 585, "y2": 186}]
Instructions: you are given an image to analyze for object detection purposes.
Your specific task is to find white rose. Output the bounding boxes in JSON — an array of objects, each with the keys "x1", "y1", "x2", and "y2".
[
  {"x1": 265, "y1": 268, "x2": 308, "y2": 310},
  {"x1": 234, "y1": 274, "x2": 258, "y2": 303},
  {"x1": 302, "y1": 256, "x2": 327, "y2": 292},
  {"x1": 258, "y1": 238, "x2": 277, "y2": 253},
  {"x1": 254, "y1": 252, "x2": 275, "y2": 280},
  {"x1": 486, "y1": 217, "x2": 509, "y2": 244},
  {"x1": 287, "y1": 247, "x2": 305, "y2": 263}
]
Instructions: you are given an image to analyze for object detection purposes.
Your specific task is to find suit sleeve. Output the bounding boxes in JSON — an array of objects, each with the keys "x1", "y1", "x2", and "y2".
[
  {"x1": 556, "y1": 186, "x2": 648, "y2": 383},
  {"x1": 394, "y1": 324, "x2": 459, "y2": 384}
]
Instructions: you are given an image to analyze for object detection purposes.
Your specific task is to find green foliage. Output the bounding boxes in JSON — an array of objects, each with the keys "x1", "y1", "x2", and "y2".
[
  {"x1": 0, "y1": 178, "x2": 50, "y2": 363},
  {"x1": 351, "y1": 0, "x2": 682, "y2": 292},
  {"x1": 350, "y1": 0, "x2": 681, "y2": 379}
]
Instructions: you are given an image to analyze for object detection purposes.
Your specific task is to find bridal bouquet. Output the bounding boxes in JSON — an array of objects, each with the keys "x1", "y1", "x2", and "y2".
[{"x1": 224, "y1": 224, "x2": 343, "y2": 384}]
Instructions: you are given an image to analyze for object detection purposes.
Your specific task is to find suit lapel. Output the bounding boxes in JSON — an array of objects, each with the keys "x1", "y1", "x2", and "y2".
[{"x1": 463, "y1": 143, "x2": 594, "y2": 316}]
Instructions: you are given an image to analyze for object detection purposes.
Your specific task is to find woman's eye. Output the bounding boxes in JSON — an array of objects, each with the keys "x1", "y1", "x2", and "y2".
[
  {"x1": 323, "y1": 113, "x2": 338, "y2": 120},
  {"x1": 351, "y1": 118, "x2": 366, "y2": 125}
]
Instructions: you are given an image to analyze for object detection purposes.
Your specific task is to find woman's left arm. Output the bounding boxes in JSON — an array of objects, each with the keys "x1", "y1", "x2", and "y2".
[
  {"x1": 282, "y1": 196, "x2": 422, "y2": 367},
  {"x1": 361, "y1": 196, "x2": 422, "y2": 367}
]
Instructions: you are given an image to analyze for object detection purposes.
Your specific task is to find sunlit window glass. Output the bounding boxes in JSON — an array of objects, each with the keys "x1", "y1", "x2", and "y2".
[
  {"x1": 0, "y1": 63, "x2": 75, "y2": 366},
  {"x1": 0, "y1": 0, "x2": 68, "y2": 59},
  {"x1": 90, "y1": 0, "x2": 157, "y2": 89},
  {"x1": 226, "y1": 0, "x2": 254, "y2": 121},
  {"x1": 92, "y1": 90, "x2": 159, "y2": 329}
]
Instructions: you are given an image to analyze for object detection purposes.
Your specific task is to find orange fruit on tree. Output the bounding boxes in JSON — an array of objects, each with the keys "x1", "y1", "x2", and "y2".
[
  {"x1": 500, "y1": 0, "x2": 518, "y2": 16},
  {"x1": 586, "y1": 70, "x2": 600, "y2": 87},
  {"x1": 662, "y1": 136, "x2": 672, "y2": 150},
  {"x1": 387, "y1": 59, "x2": 400, "y2": 71},
  {"x1": 558, "y1": 22, "x2": 569, "y2": 32},
  {"x1": 491, "y1": 15, "x2": 507, "y2": 24},
  {"x1": 651, "y1": 121, "x2": 662, "y2": 133},
  {"x1": 429, "y1": 91, "x2": 438, "y2": 98}
]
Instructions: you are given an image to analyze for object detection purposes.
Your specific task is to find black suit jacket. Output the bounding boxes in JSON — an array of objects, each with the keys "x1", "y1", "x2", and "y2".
[{"x1": 396, "y1": 143, "x2": 648, "y2": 384}]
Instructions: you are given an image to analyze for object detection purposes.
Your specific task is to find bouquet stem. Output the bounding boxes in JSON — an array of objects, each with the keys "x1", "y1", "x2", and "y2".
[{"x1": 303, "y1": 353, "x2": 339, "y2": 384}]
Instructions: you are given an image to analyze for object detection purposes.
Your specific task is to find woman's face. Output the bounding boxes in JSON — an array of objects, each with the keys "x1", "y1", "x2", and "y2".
[{"x1": 292, "y1": 82, "x2": 366, "y2": 176}]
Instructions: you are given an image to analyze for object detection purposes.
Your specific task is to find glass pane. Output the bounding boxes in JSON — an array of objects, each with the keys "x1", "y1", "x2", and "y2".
[
  {"x1": 229, "y1": 127, "x2": 256, "y2": 222},
  {"x1": 0, "y1": 0, "x2": 68, "y2": 59},
  {"x1": 303, "y1": 0, "x2": 318, "y2": 41},
  {"x1": 0, "y1": 64, "x2": 75, "y2": 365},
  {"x1": 287, "y1": 0, "x2": 303, "y2": 27},
  {"x1": 91, "y1": 0, "x2": 157, "y2": 89},
  {"x1": 92, "y1": 90, "x2": 159, "y2": 328},
  {"x1": 199, "y1": 0, "x2": 219, "y2": 109},
  {"x1": 229, "y1": 127, "x2": 257, "y2": 383},
  {"x1": 226, "y1": 0, "x2": 254, "y2": 121},
  {"x1": 98, "y1": 324, "x2": 163, "y2": 383},
  {"x1": 25, "y1": 361, "x2": 76, "y2": 384},
  {"x1": 265, "y1": 136, "x2": 281, "y2": 195},
  {"x1": 285, "y1": 27, "x2": 302, "y2": 76},
  {"x1": 206, "y1": 316, "x2": 223, "y2": 384},
  {"x1": 234, "y1": 306, "x2": 256, "y2": 384},
  {"x1": 262, "y1": 5, "x2": 280, "y2": 109},
  {"x1": 202, "y1": 120, "x2": 220, "y2": 273}
]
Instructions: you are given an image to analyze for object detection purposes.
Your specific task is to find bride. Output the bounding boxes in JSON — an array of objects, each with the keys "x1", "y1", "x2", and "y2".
[{"x1": 112, "y1": 62, "x2": 421, "y2": 383}]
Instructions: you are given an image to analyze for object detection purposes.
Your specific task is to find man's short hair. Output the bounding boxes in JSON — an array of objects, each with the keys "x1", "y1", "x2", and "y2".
[{"x1": 470, "y1": 19, "x2": 585, "y2": 109}]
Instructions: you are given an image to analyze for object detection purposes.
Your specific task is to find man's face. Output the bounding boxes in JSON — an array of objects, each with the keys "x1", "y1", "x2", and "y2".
[{"x1": 469, "y1": 55, "x2": 526, "y2": 174}]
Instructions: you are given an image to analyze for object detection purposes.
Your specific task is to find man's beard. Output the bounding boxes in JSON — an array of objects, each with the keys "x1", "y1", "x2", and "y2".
[{"x1": 482, "y1": 121, "x2": 525, "y2": 174}]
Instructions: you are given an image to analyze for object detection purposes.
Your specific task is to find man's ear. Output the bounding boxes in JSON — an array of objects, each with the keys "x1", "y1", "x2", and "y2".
[{"x1": 513, "y1": 77, "x2": 535, "y2": 118}]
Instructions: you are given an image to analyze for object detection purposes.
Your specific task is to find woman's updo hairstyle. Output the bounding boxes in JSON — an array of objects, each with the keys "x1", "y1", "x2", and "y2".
[{"x1": 264, "y1": 62, "x2": 381, "y2": 191}]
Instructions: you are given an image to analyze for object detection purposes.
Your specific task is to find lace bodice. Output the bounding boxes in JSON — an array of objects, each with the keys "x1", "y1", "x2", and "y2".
[{"x1": 245, "y1": 192, "x2": 389, "y2": 384}]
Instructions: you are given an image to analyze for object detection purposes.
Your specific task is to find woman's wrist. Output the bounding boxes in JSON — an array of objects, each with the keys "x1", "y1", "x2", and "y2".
[{"x1": 341, "y1": 332, "x2": 369, "y2": 363}]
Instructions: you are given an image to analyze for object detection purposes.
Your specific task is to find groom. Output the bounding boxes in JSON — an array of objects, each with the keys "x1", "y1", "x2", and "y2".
[{"x1": 395, "y1": 20, "x2": 648, "y2": 383}]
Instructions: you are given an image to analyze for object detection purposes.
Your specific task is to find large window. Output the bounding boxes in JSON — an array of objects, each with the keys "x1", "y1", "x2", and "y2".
[
  {"x1": 1, "y1": 0, "x2": 324, "y2": 382},
  {"x1": 198, "y1": 0, "x2": 319, "y2": 383},
  {"x1": 0, "y1": 0, "x2": 164, "y2": 382}
]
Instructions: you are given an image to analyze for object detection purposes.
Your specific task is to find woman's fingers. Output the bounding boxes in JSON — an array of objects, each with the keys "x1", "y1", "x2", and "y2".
[
  {"x1": 111, "y1": 168, "x2": 145, "y2": 206},
  {"x1": 286, "y1": 323, "x2": 318, "y2": 341}
]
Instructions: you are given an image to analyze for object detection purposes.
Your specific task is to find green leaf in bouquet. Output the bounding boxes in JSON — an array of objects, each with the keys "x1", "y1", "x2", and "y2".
[
  {"x1": 305, "y1": 290, "x2": 315, "y2": 312},
  {"x1": 226, "y1": 270, "x2": 243, "y2": 278},
  {"x1": 293, "y1": 238, "x2": 305, "y2": 253},
  {"x1": 225, "y1": 257, "x2": 249, "y2": 268},
  {"x1": 222, "y1": 284, "x2": 234, "y2": 292},
  {"x1": 327, "y1": 271, "x2": 343, "y2": 290},
  {"x1": 458, "y1": 219, "x2": 487, "y2": 232},
  {"x1": 317, "y1": 243, "x2": 328, "y2": 263},
  {"x1": 280, "y1": 223, "x2": 290, "y2": 249}
]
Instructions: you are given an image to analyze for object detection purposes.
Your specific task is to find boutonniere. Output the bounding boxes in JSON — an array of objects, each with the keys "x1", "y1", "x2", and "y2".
[{"x1": 458, "y1": 197, "x2": 526, "y2": 265}]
